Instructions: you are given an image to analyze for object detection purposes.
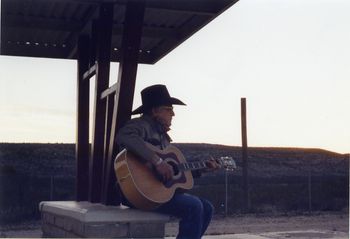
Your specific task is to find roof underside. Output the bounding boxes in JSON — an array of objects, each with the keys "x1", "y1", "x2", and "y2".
[{"x1": 1, "y1": 0, "x2": 238, "y2": 64}]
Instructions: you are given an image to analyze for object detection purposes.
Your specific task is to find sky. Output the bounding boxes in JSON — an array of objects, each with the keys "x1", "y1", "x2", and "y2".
[{"x1": 0, "y1": 0, "x2": 349, "y2": 154}]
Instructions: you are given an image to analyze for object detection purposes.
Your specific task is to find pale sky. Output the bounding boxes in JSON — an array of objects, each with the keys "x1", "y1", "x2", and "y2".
[{"x1": 1, "y1": 0, "x2": 349, "y2": 154}]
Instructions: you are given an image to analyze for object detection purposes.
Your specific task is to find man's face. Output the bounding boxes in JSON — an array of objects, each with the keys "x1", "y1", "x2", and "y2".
[{"x1": 152, "y1": 106, "x2": 175, "y2": 130}]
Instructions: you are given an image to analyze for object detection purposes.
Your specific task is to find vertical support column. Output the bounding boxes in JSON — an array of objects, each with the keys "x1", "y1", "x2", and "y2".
[
  {"x1": 102, "y1": 94, "x2": 114, "y2": 198},
  {"x1": 89, "y1": 3, "x2": 114, "y2": 203},
  {"x1": 101, "y1": 0, "x2": 145, "y2": 205},
  {"x1": 76, "y1": 35, "x2": 90, "y2": 201},
  {"x1": 241, "y1": 97, "x2": 250, "y2": 212}
]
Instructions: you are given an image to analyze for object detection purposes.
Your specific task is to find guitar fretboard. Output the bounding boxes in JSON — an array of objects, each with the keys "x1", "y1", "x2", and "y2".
[
  {"x1": 178, "y1": 161, "x2": 209, "y2": 171},
  {"x1": 176, "y1": 157, "x2": 235, "y2": 172}
]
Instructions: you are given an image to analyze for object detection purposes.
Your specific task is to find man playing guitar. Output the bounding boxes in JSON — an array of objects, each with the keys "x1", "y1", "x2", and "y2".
[{"x1": 116, "y1": 84, "x2": 220, "y2": 239}]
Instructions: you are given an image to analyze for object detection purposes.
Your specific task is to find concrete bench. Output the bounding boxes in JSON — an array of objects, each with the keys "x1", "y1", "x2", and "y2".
[{"x1": 39, "y1": 201, "x2": 171, "y2": 238}]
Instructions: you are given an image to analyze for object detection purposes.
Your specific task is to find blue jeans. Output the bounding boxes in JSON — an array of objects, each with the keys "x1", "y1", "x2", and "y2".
[{"x1": 155, "y1": 193, "x2": 214, "y2": 239}]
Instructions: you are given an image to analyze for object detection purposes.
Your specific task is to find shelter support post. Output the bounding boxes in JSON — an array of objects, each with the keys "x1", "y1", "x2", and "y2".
[
  {"x1": 88, "y1": 3, "x2": 114, "y2": 203},
  {"x1": 101, "y1": 0, "x2": 146, "y2": 205},
  {"x1": 76, "y1": 35, "x2": 90, "y2": 201}
]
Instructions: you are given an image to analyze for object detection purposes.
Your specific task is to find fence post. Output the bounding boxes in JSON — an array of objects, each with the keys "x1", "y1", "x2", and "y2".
[
  {"x1": 308, "y1": 167, "x2": 312, "y2": 213},
  {"x1": 18, "y1": 181, "x2": 23, "y2": 207},
  {"x1": 225, "y1": 169, "x2": 228, "y2": 216},
  {"x1": 50, "y1": 176, "x2": 54, "y2": 201}
]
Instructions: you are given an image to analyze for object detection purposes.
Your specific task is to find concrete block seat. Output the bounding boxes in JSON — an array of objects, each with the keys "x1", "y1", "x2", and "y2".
[{"x1": 39, "y1": 201, "x2": 171, "y2": 238}]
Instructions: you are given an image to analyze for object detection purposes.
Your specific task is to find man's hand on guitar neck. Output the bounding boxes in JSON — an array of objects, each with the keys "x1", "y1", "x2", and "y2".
[
  {"x1": 154, "y1": 159, "x2": 174, "y2": 182},
  {"x1": 204, "y1": 156, "x2": 221, "y2": 173}
]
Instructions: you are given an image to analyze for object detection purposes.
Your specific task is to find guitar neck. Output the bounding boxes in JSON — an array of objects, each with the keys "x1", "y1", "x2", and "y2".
[
  {"x1": 177, "y1": 157, "x2": 236, "y2": 172},
  {"x1": 178, "y1": 161, "x2": 209, "y2": 171}
]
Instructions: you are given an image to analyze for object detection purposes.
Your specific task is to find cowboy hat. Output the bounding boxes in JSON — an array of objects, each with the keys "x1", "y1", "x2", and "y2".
[{"x1": 132, "y1": 84, "x2": 186, "y2": 115}]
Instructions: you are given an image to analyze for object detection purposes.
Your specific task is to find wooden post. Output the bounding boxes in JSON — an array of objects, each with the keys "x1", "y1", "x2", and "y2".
[
  {"x1": 308, "y1": 166, "x2": 312, "y2": 213},
  {"x1": 88, "y1": 3, "x2": 114, "y2": 203},
  {"x1": 225, "y1": 169, "x2": 228, "y2": 217},
  {"x1": 101, "y1": 0, "x2": 146, "y2": 205},
  {"x1": 241, "y1": 98, "x2": 250, "y2": 212},
  {"x1": 76, "y1": 35, "x2": 90, "y2": 201}
]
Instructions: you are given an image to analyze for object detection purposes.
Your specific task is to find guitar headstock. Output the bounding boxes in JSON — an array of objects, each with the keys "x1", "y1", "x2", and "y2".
[{"x1": 217, "y1": 156, "x2": 237, "y2": 171}]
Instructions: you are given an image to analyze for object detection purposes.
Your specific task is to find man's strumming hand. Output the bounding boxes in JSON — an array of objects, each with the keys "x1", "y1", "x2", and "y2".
[{"x1": 155, "y1": 161, "x2": 174, "y2": 182}]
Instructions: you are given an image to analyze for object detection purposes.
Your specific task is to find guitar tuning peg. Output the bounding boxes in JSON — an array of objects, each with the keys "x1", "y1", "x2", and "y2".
[{"x1": 224, "y1": 156, "x2": 233, "y2": 159}]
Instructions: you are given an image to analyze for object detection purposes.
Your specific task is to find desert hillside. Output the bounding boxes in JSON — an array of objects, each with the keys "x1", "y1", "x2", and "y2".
[
  {"x1": 0, "y1": 143, "x2": 348, "y2": 177},
  {"x1": 0, "y1": 143, "x2": 348, "y2": 223}
]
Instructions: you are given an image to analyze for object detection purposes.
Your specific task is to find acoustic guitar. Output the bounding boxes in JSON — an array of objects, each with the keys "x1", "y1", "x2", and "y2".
[{"x1": 114, "y1": 143, "x2": 236, "y2": 210}]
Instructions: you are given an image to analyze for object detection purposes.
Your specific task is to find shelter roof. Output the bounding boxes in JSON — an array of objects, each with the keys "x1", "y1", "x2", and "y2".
[{"x1": 1, "y1": 0, "x2": 238, "y2": 64}]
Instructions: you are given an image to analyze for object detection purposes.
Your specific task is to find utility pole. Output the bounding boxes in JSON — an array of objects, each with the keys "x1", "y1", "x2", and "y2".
[{"x1": 241, "y1": 98, "x2": 250, "y2": 212}]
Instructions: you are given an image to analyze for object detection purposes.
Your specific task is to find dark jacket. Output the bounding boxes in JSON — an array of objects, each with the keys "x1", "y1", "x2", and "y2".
[
  {"x1": 116, "y1": 114, "x2": 201, "y2": 177},
  {"x1": 116, "y1": 115, "x2": 171, "y2": 165}
]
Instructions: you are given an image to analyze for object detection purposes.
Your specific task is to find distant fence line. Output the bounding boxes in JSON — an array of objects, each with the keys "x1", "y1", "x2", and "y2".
[
  {"x1": 0, "y1": 175, "x2": 75, "y2": 223},
  {"x1": 0, "y1": 172, "x2": 348, "y2": 223},
  {"x1": 193, "y1": 173, "x2": 348, "y2": 215}
]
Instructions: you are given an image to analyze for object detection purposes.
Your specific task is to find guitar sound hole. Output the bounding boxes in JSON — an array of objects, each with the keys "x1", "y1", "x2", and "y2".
[{"x1": 167, "y1": 161, "x2": 179, "y2": 176}]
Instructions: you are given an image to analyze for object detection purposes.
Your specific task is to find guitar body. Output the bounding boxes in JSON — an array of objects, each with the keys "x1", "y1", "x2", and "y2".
[{"x1": 114, "y1": 144, "x2": 194, "y2": 210}]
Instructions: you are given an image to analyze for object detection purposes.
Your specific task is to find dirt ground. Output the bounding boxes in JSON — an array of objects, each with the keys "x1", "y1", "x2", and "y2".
[
  {"x1": 166, "y1": 212, "x2": 349, "y2": 237},
  {"x1": 0, "y1": 212, "x2": 348, "y2": 238}
]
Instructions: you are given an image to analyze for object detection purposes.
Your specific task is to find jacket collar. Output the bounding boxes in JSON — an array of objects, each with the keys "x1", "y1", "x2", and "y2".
[{"x1": 141, "y1": 115, "x2": 172, "y2": 142}]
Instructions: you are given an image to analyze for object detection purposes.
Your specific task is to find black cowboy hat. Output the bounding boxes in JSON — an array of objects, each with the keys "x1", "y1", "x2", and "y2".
[{"x1": 132, "y1": 84, "x2": 186, "y2": 115}]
